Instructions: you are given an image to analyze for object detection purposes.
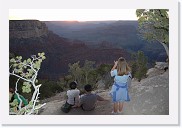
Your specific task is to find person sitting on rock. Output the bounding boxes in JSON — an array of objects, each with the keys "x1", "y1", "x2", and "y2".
[
  {"x1": 79, "y1": 84, "x2": 108, "y2": 111},
  {"x1": 66, "y1": 81, "x2": 80, "y2": 107}
]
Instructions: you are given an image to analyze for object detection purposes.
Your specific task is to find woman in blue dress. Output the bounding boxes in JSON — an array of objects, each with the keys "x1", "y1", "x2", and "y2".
[{"x1": 110, "y1": 57, "x2": 131, "y2": 114}]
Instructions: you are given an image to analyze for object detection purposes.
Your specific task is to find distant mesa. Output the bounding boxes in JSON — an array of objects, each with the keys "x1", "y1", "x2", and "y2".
[{"x1": 9, "y1": 20, "x2": 48, "y2": 39}]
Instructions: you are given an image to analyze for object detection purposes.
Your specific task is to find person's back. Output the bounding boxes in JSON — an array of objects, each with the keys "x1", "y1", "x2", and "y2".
[
  {"x1": 66, "y1": 82, "x2": 80, "y2": 106},
  {"x1": 79, "y1": 84, "x2": 106, "y2": 111},
  {"x1": 110, "y1": 57, "x2": 131, "y2": 114}
]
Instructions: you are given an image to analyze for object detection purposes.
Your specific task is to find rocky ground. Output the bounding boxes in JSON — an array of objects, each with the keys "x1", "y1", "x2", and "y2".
[{"x1": 39, "y1": 62, "x2": 169, "y2": 115}]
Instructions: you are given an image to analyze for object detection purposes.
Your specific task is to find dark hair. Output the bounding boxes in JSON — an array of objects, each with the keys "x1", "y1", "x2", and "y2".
[
  {"x1": 84, "y1": 84, "x2": 92, "y2": 92},
  {"x1": 69, "y1": 81, "x2": 77, "y2": 89}
]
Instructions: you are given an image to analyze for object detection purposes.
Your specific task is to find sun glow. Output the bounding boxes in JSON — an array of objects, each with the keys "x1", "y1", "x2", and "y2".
[{"x1": 9, "y1": 9, "x2": 138, "y2": 21}]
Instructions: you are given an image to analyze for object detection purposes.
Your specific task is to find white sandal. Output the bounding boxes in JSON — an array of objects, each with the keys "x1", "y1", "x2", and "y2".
[
  {"x1": 111, "y1": 111, "x2": 118, "y2": 115},
  {"x1": 118, "y1": 111, "x2": 123, "y2": 114}
]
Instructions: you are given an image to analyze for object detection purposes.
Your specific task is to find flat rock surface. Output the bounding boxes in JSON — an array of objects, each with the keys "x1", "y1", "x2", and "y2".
[{"x1": 39, "y1": 70, "x2": 169, "y2": 115}]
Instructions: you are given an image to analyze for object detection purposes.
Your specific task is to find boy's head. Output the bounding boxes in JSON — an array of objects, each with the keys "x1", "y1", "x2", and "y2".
[
  {"x1": 84, "y1": 84, "x2": 92, "y2": 92},
  {"x1": 69, "y1": 81, "x2": 77, "y2": 89}
]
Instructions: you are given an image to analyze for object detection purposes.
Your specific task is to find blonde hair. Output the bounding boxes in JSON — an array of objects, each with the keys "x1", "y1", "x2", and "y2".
[{"x1": 117, "y1": 57, "x2": 131, "y2": 76}]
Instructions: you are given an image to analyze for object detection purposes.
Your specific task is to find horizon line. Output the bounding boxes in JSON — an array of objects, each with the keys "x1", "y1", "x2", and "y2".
[{"x1": 9, "y1": 19, "x2": 138, "y2": 22}]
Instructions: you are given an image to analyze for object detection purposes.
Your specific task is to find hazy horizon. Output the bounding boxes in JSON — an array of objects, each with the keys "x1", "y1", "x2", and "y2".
[{"x1": 9, "y1": 9, "x2": 138, "y2": 21}]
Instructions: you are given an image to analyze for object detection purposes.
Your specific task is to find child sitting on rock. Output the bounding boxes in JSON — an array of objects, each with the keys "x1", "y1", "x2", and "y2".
[
  {"x1": 66, "y1": 81, "x2": 80, "y2": 107},
  {"x1": 79, "y1": 84, "x2": 108, "y2": 111}
]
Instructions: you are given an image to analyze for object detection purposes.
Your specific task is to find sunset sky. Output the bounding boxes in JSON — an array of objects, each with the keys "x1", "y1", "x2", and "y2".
[{"x1": 9, "y1": 9, "x2": 138, "y2": 21}]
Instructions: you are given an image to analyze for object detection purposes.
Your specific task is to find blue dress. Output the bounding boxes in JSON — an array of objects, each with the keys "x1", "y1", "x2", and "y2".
[{"x1": 110, "y1": 69, "x2": 131, "y2": 102}]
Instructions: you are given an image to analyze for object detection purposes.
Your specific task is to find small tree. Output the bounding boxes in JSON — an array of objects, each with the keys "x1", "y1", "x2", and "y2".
[
  {"x1": 68, "y1": 60, "x2": 97, "y2": 87},
  {"x1": 136, "y1": 9, "x2": 169, "y2": 58},
  {"x1": 68, "y1": 61, "x2": 83, "y2": 84},
  {"x1": 131, "y1": 51, "x2": 148, "y2": 82},
  {"x1": 9, "y1": 52, "x2": 46, "y2": 115},
  {"x1": 63, "y1": 75, "x2": 73, "y2": 88},
  {"x1": 82, "y1": 60, "x2": 95, "y2": 84}
]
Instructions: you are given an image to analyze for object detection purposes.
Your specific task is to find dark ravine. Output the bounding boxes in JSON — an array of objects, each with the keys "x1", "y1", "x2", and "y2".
[
  {"x1": 9, "y1": 20, "x2": 130, "y2": 80},
  {"x1": 44, "y1": 20, "x2": 167, "y2": 62}
]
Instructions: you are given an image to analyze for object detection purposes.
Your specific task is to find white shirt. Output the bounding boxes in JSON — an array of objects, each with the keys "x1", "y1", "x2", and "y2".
[{"x1": 66, "y1": 89, "x2": 80, "y2": 105}]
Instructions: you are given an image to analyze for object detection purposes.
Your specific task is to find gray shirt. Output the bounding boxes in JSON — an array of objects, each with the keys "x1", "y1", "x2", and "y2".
[{"x1": 80, "y1": 93, "x2": 103, "y2": 111}]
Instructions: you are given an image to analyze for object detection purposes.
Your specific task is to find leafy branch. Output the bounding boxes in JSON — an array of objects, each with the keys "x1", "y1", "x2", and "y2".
[{"x1": 9, "y1": 52, "x2": 46, "y2": 115}]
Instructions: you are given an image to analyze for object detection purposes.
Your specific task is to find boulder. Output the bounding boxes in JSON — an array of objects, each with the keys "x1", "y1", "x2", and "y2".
[
  {"x1": 146, "y1": 68, "x2": 165, "y2": 78},
  {"x1": 155, "y1": 62, "x2": 168, "y2": 70},
  {"x1": 96, "y1": 80, "x2": 106, "y2": 90}
]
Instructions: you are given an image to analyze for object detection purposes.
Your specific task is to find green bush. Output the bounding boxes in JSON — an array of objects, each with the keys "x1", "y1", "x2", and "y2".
[{"x1": 38, "y1": 80, "x2": 64, "y2": 99}]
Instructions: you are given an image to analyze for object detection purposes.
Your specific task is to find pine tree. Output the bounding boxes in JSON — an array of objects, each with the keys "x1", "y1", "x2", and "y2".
[{"x1": 131, "y1": 51, "x2": 148, "y2": 82}]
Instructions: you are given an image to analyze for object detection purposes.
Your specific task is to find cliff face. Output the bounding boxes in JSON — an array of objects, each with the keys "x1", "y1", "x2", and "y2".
[{"x1": 9, "y1": 20, "x2": 48, "y2": 39}]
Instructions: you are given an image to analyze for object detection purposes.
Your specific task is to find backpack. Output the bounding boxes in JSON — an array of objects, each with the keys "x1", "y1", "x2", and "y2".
[{"x1": 61, "y1": 101, "x2": 72, "y2": 113}]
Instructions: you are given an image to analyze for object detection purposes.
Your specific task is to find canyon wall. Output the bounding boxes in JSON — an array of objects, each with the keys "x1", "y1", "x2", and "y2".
[{"x1": 9, "y1": 20, "x2": 48, "y2": 39}]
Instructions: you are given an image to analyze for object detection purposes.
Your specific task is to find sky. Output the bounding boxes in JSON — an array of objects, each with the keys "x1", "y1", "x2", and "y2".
[{"x1": 9, "y1": 9, "x2": 138, "y2": 21}]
